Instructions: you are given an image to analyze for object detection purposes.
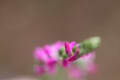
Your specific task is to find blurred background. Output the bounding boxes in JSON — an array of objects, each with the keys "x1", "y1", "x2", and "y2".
[{"x1": 0, "y1": 0, "x2": 120, "y2": 80}]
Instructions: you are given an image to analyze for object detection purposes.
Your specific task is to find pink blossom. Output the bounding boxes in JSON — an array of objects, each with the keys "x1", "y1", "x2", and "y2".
[
  {"x1": 34, "y1": 41, "x2": 63, "y2": 75},
  {"x1": 34, "y1": 40, "x2": 97, "y2": 79},
  {"x1": 78, "y1": 52, "x2": 97, "y2": 74},
  {"x1": 34, "y1": 65, "x2": 45, "y2": 76},
  {"x1": 62, "y1": 59, "x2": 70, "y2": 67},
  {"x1": 62, "y1": 41, "x2": 80, "y2": 67},
  {"x1": 34, "y1": 48, "x2": 48, "y2": 62},
  {"x1": 67, "y1": 52, "x2": 96, "y2": 79},
  {"x1": 67, "y1": 66, "x2": 85, "y2": 80},
  {"x1": 68, "y1": 47, "x2": 80, "y2": 62}
]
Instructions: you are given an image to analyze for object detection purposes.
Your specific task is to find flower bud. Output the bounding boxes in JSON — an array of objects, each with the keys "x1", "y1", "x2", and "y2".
[{"x1": 80, "y1": 37, "x2": 101, "y2": 53}]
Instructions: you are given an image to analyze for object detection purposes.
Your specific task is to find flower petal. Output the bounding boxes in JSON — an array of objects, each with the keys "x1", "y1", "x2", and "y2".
[
  {"x1": 65, "y1": 42, "x2": 72, "y2": 57},
  {"x1": 34, "y1": 47, "x2": 48, "y2": 62}
]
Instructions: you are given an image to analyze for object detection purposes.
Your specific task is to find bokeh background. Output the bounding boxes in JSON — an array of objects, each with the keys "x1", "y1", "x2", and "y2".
[{"x1": 0, "y1": 0, "x2": 120, "y2": 80}]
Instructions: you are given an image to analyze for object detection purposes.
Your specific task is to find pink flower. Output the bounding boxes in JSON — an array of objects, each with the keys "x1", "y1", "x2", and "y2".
[
  {"x1": 68, "y1": 47, "x2": 80, "y2": 62},
  {"x1": 34, "y1": 41, "x2": 63, "y2": 75},
  {"x1": 34, "y1": 40, "x2": 97, "y2": 78},
  {"x1": 62, "y1": 59, "x2": 70, "y2": 67},
  {"x1": 77, "y1": 52, "x2": 97, "y2": 74},
  {"x1": 62, "y1": 41, "x2": 80, "y2": 67},
  {"x1": 34, "y1": 65, "x2": 45, "y2": 76},
  {"x1": 34, "y1": 48, "x2": 48, "y2": 62},
  {"x1": 67, "y1": 66, "x2": 85, "y2": 80},
  {"x1": 67, "y1": 52, "x2": 97, "y2": 79}
]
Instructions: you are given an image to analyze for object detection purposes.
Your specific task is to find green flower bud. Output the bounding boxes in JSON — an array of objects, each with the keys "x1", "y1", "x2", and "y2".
[
  {"x1": 88, "y1": 37, "x2": 101, "y2": 49},
  {"x1": 79, "y1": 36, "x2": 101, "y2": 54}
]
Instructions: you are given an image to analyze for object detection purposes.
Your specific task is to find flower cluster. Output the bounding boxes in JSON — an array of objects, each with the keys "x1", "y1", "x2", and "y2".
[
  {"x1": 33, "y1": 37, "x2": 101, "y2": 79},
  {"x1": 34, "y1": 41, "x2": 63, "y2": 75}
]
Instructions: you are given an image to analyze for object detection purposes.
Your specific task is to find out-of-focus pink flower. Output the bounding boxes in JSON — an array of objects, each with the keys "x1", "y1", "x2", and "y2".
[
  {"x1": 67, "y1": 66, "x2": 85, "y2": 80},
  {"x1": 34, "y1": 40, "x2": 97, "y2": 79},
  {"x1": 34, "y1": 41, "x2": 63, "y2": 75},
  {"x1": 34, "y1": 65, "x2": 45, "y2": 76},
  {"x1": 66, "y1": 52, "x2": 97, "y2": 80},
  {"x1": 78, "y1": 52, "x2": 97, "y2": 74},
  {"x1": 34, "y1": 48, "x2": 48, "y2": 62},
  {"x1": 46, "y1": 59, "x2": 57, "y2": 74},
  {"x1": 87, "y1": 64, "x2": 97, "y2": 74},
  {"x1": 62, "y1": 59, "x2": 70, "y2": 67}
]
